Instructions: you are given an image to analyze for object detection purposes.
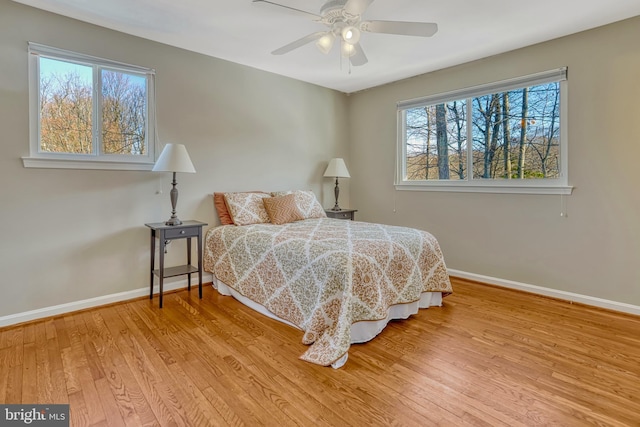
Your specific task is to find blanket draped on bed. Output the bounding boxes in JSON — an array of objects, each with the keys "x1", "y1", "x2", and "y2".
[{"x1": 204, "y1": 218, "x2": 452, "y2": 366}]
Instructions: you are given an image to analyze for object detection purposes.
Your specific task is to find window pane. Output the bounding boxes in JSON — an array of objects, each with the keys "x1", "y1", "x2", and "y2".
[
  {"x1": 404, "y1": 100, "x2": 467, "y2": 180},
  {"x1": 471, "y1": 83, "x2": 560, "y2": 180},
  {"x1": 39, "y1": 57, "x2": 93, "y2": 154},
  {"x1": 101, "y1": 69, "x2": 147, "y2": 155}
]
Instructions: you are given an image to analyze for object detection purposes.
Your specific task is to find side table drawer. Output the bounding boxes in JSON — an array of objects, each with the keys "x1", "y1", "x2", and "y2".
[
  {"x1": 332, "y1": 211, "x2": 352, "y2": 220},
  {"x1": 164, "y1": 226, "x2": 199, "y2": 239},
  {"x1": 325, "y1": 209, "x2": 357, "y2": 220}
]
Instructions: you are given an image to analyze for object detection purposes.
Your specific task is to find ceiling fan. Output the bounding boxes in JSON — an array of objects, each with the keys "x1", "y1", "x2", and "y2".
[{"x1": 253, "y1": 0, "x2": 438, "y2": 66}]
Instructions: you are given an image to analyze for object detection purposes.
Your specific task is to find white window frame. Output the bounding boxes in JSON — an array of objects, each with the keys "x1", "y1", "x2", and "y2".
[
  {"x1": 23, "y1": 43, "x2": 156, "y2": 171},
  {"x1": 396, "y1": 68, "x2": 572, "y2": 195}
]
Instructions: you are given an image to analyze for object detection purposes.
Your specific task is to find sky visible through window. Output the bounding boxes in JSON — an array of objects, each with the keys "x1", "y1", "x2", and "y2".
[
  {"x1": 40, "y1": 56, "x2": 146, "y2": 89},
  {"x1": 40, "y1": 57, "x2": 92, "y2": 84}
]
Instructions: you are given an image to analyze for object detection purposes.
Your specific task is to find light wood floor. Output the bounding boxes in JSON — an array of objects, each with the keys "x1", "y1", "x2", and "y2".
[{"x1": 1, "y1": 278, "x2": 639, "y2": 426}]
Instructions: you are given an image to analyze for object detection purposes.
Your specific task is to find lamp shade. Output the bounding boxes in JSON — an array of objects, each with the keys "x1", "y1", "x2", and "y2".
[
  {"x1": 323, "y1": 158, "x2": 350, "y2": 178},
  {"x1": 341, "y1": 42, "x2": 356, "y2": 58},
  {"x1": 316, "y1": 33, "x2": 335, "y2": 54},
  {"x1": 152, "y1": 143, "x2": 196, "y2": 173},
  {"x1": 342, "y1": 26, "x2": 361, "y2": 45}
]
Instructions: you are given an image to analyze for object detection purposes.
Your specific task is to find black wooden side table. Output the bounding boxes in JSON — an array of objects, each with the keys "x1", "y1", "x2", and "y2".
[{"x1": 145, "y1": 220, "x2": 207, "y2": 308}]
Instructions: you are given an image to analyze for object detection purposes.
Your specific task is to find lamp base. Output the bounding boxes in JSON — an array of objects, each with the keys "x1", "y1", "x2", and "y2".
[
  {"x1": 165, "y1": 172, "x2": 182, "y2": 226},
  {"x1": 332, "y1": 177, "x2": 342, "y2": 212},
  {"x1": 164, "y1": 216, "x2": 182, "y2": 226}
]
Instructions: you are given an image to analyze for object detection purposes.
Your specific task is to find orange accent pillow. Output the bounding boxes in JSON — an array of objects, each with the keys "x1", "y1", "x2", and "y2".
[
  {"x1": 263, "y1": 194, "x2": 305, "y2": 225},
  {"x1": 213, "y1": 193, "x2": 234, "y2": 225},
  {"x1": 271, "y1": 190, "x2": 326, "y2": 219}
]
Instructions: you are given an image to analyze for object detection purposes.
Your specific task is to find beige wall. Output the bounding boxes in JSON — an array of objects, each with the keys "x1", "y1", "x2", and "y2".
[
  {"x1": 0, "y1": 1, "x2": 350, "y2": 318},
  {"x1": 1, "y1": 0, "x2": 638, "y2": 320},
  {"x1": 348, "y1": 16, "x2": 640, "y2": 306}
]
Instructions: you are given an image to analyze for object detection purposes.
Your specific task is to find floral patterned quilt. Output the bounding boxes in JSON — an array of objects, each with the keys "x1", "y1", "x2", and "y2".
[{"x1": 204, "y1": 218, "x2": 452, "y2": 366}]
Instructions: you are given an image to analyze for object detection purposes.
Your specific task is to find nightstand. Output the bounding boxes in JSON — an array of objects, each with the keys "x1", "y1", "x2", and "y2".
[
  {"x1": 145, "y1": 220, "x2": 208, "y2": 308},
  {"x1": 325, "y1": 209, "x2": 357, "y2": 221}
]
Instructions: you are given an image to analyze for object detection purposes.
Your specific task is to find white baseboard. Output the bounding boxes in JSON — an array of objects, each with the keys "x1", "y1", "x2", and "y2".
[
  {"x1": 3, "y1": 269, "x2": 638, "y2": 328},
  {"x1": 448, "y1": 269, "x2": 640, "y2": 316},
  {"x1": 0, "y1": 273, "x2": 214, "y2": 328}
]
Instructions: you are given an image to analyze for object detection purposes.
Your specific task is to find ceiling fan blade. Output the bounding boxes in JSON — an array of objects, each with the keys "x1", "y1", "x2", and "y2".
[
  {"x1": 361, "y1": 20, "x2": 438, "y2": 37},
  {"x1": 271, "y1": 32, "x2": 326, "y2": 55},
  {"x1": 344, "y1": 0, "x2": 374, "y2": 16},
  {"x1": 350, "y1": 43, "x2": 368, "y2": 66},
  {"x1": 252, "y1": 0, "x2": 320, "y2": 19}
]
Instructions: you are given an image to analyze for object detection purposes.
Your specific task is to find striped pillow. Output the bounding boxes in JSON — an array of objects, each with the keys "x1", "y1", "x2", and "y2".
[
  {"x1": 263, "y1": 194, "x2": 305, "y2": 225},
  {"x1": 270, "y1": 190, "x2": 326, "y2": 219}
]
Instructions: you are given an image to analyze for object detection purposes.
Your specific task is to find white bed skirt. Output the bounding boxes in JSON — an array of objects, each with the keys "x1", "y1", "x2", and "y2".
[{"x1": 212, "y1": 277, "x2": 443, "y2": 369}]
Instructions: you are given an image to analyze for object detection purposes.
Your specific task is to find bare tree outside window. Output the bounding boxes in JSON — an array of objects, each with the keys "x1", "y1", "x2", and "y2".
[
  {"x1": 405, "y1": 100, "x2": 466, "y2": 181},
  {"x1": 101, "y1": 69, "x2": 147, "y2": 155},
  {"x1": 39, "y1": 58, "x2": 93, "y2": 154},
  {"x1": 38, "y1": 57, "x2": 148, "y2": 157},
  {"x1": 403, "y1": 82, "x2": 560, "y2": 182},
  {"x1": 27, "y1": 44, "x2": 155, "y2": 170},
  {"x1": 472, "y1": 83, "x2": 560, "y2": 180}
]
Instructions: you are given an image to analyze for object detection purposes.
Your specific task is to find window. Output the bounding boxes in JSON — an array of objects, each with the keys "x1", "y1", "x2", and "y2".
[
  {"x1": 396, "y1": 68, "x2": 571, "y2": 194},
  {"x1": 24, "y1": 43, "x2": 156, "y2": 170}
]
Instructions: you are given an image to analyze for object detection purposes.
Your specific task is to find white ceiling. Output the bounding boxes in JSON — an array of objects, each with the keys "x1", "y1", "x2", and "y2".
[{"x1": 12, "y1": 0, "x2": 640, "y2": 93}]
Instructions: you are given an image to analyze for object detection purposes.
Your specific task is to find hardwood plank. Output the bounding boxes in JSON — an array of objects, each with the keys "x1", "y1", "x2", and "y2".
[
  {"x1": 5, "y1": 357, "x2": 23, "y2": 404},
  {"x1": 54, "y1": 316, "x2": 71, "y2": 349},
  {"x1": 0, "y1": 347, "x2": 10, "y2": 403},
  {"x1": 62, "y1": 315, "x2": 107, "y2": 425},
  {"x1": 200, "y1": 385, "x2": 251, "y2": 427},
  {"x1": 91, "y1": 307, "x2": 162, "y2": 427},
  {"x1": 115, "y1": 304, "x2": 220, "y2": 426},
  {"x1": 93, "y1": 377, "x2": 133, "y2": 427},
  {"x1": 22, "y1": 323, "x2": 35, "y2": 345},
  {"x1": 34, "y1": 322, "x2": 53, "y2": 403},
  {"x1": 68, "y1": 390, "x2": 89, "y2": 426},
  {"x1": 0, "y1": 280, "x2": 638, "y2": 426},
  {"x1": 82, "y1": 314, "x2": 145, "y2": 426},
  {"x1": 44, "y1": 319, "x2": 57, "y2": 340},
  {"x1": 21, "y1": 342, "x2": 37, "y2": 402},
  {"x1": 100, "y1": 307, "x2": 176, "y2": 427},
  {"x1": 47, "y1": 337, "x2": 69, "y2": 404},
  {"x1": 347, "y1": 349, "x2": 487, "y2": 426},
  {"x1": 165, "y1": 360, "x2": 231, "y2": 427},
  {"x1": 0, "y1": 327, "x2": 23, "y2": 349}
]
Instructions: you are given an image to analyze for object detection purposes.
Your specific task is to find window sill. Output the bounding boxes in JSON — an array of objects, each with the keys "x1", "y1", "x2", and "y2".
[
  {"x1": 22, "y1": 156, "x2": 154, "y2": 171},
  {"x1": 394, "y1": 182, "x2": 574, "y2": 195}
]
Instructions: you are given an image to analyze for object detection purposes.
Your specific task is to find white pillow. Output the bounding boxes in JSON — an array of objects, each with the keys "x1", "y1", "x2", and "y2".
[{"x1": 224, "y1": 192, "x2": 271, "y2": 226}]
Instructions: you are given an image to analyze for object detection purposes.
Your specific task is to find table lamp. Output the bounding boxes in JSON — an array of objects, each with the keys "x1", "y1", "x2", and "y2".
[
  {"x1": 152, "y1": 143, "x2": 196, "y2": 226},
  {"x1": 323, "y1": 158, "x2": 350, "y2": 211}
]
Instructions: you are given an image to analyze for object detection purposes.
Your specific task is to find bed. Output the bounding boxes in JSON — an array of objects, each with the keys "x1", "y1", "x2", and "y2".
[{"x1": 204, "y1": 190, "x2": 452, "y2": 368}]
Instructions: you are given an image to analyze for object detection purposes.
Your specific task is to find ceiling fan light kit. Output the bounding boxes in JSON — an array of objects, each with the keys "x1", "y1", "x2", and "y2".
[
  {"x1": 341, "y1": 41, "x2": 356, "y2": 58},
  {"x1": 342, "y1": 26, "x2": 360, "y2": 44},
  {"x1": 316, "y1": 33, "x2": 335, "y2": 54},
  {"x1": 254, "y1": 0, "x2": 438, "y2": 67}
]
